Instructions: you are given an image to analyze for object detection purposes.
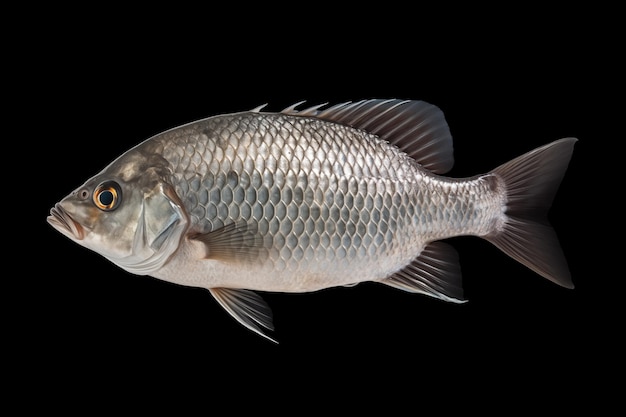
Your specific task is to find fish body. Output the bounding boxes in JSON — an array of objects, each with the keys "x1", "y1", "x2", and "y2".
[{"x1": 48, "y1": 99, "x2": 576, "y2": 341}]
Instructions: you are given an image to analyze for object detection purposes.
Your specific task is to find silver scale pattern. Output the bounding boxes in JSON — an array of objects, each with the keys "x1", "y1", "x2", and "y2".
[{"x1": 159, "y1": 112, "x2": 426, "y2": 274}]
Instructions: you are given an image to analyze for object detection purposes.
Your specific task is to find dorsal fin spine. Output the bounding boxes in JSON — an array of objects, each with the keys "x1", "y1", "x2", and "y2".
[{"x1": 316, "y1": 101, "x2": 353, "y2": 118}]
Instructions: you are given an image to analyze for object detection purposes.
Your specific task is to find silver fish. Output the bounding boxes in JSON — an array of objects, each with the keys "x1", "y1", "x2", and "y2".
[{"x1": 47, "y1": 99, "x2": 576, "y2": 342}]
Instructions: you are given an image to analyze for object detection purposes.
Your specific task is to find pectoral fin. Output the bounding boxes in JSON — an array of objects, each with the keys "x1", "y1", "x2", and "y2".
[
  {"x1": 380, "y1": 241, "x2": 465, "y2": 303},
  {"x1": 190, "y1": 221, "x2": 265, "y2": 263},
  {"x1": 209, "y1": 288, "x2": 277, "y2": 343}
]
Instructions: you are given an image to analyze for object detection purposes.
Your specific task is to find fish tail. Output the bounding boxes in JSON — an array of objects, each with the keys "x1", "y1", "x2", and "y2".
[{"x1": 484, "y1": 138, "x2": 577, "y2": 288}]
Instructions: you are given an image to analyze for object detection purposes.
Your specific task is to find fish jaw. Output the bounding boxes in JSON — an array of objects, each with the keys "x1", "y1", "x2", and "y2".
[{"x1": 47, "y1": 203, "x2": 84, "y2": 241}]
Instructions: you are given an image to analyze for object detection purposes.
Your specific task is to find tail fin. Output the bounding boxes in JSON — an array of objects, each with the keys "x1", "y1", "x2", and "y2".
[{"x1": 485, "y1": 138, "x2": 577, "y2": 288}]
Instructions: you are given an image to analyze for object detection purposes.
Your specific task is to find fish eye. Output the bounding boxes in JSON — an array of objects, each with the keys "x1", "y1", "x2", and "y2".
[{"x1": 93, "y1": 181, "x2": 122, "y2": 211}]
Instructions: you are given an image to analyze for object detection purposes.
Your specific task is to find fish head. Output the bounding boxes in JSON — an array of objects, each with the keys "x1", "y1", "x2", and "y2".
[{"x1": 47, "y1": 151, "x2": 188, "y2": 275}]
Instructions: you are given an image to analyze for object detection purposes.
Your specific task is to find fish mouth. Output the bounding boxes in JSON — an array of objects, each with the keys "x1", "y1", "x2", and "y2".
[{"x1": 47, "y1": 203, "x2": 84, "y2": 240}]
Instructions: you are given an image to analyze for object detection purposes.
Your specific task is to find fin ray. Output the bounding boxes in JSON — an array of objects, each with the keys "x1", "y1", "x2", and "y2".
[
  {"x1": 209, "y1": 288, "x2": 277, "y2": 343},
  {"x1": 190, "y1": 221, "x2": 265, "y2": 263},
  {"x1": 250, "y1": 103, "x2": 268, "y2": 112},
  {"x1": 485, "y1": 138, "x2": 577, "y2": 288},
  {"x1": 381, "y1": 241, "x2": 465, "y2": 303}
]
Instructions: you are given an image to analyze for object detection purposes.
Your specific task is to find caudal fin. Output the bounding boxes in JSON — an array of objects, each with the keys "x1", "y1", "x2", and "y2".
[{"x1": 485, "y1": 138, "x2": 577, "y2": 288}]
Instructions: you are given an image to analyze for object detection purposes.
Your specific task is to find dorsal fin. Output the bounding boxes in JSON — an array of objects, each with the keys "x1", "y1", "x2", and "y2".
[{"x1": 281, "y1": 99, "x2": 455, "y2": 174}]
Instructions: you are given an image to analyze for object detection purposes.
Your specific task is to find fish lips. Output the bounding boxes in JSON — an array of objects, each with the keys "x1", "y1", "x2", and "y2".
[{"x1": 47, "y1": 203, "x2": 84, "y2": 241}]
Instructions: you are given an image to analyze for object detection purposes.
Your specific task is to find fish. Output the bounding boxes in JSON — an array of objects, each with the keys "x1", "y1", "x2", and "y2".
[{"x1": 47, "y1": 99, "x2": 576, "y2": 342}]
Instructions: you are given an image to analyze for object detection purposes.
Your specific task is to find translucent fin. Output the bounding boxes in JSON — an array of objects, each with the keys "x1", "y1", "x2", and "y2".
[
  {"x1": 189, "y1": 221, "x2": 265, "y2": 263},
  {"x1": 485, "y1": 138, "x2": 577, "y2": 288},
  {"x1": 381, "y1": 241, "x2": 465, "y2": 303},
  {"x1": 209, "y1": 288, "x2": 277, "y2": 343},
  {"x1": 281, "y1": 99, "x2": 454, "y2": 174}
]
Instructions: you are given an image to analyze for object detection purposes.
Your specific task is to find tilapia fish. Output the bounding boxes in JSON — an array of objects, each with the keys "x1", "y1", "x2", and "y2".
[{"x1": 48, "y1": 99, "x2": 576, "y2": 341}]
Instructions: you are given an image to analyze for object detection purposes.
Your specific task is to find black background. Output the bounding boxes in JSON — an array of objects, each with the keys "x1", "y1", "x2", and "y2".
[{"x1": 13, "y1": 6, "x2": 621, "y2": 413}]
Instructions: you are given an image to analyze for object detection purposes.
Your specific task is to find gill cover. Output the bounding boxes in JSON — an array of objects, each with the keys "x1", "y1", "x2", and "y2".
[{"x1": 113, "y1": 183, "x2": 188, "y2": 275}]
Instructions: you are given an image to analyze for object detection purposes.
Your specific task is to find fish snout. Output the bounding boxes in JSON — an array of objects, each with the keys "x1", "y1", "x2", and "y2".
[{"x1": 47, "y1": 203, "x2": 84, "y2": 240}]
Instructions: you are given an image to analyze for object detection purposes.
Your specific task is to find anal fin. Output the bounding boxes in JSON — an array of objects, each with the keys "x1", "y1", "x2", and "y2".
[
  {"x1": 380, "y1": 241, "x2": 465, "y2": 303},
  {"x1": 209, "y1": 288, "x2": 277, "y2": 343}
]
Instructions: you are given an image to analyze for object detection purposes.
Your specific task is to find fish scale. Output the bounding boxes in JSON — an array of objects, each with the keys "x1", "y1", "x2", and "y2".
[
  {"x1": 156, "y1": 112, "x2": 485, "y2": 284},
  {"x1": 47, "y1": 99, "x2": 576, "y2": 342}
]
